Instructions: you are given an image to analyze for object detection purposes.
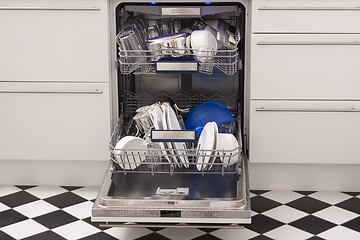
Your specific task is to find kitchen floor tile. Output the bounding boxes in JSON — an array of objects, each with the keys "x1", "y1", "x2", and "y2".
[
  {"x1": 264, "y1": 225, "x2": 312, "y2": 240},
  {"x1": 250, "y1": 190, "x2": 270, "y2": 195},
  {"x1": 306, "y1": 237, "x2": 326, "y2": 240},
  {"x1": 0, "y1": 191, "x2": 39, "y2": 208},
  {"x1": 25, "y1": 186, "x2": 67, "y2": 199},
  {"x1": 62, "y1": 201, "x2": 94, "y2": 219},
  {"x1": 1, "y1": 219, "x2": 48, "y2": 240},
  {"x1": 0, "y1": 230, "x2": 16, "y2": 240},
  {"x1": 52, "y1": 220, "x2": 100, "y2": 240},
  {"x1": 22, "y1": 230, "x2": 66, "y2": 240},
  {"x1": 2, "y1": 187, "x2": 360, "y2": 240},
  {"x1": 33, "y1": 210, "x2": 79, "y2": 229},
  {"x1": 286, "y1": 197, "x2": 331, "y2": 214},
  {"x1": 210, "y1": 228, "x2": 258, "y2": 240},
  {"x1": 14, "y1": 185, "x2": 37, "y2": 191},
  {"x1": 0, "y1": 186, "x2": 21, "y2": 198},
  {"x1": 44, "y1": 192, "x2": 87, "y2": 209},
  {"x1": 246, "y1": 214, "x2": 284, "y2": 234},
  {"x1": 318, "y1": 226, "x2": 360, "y2": 240},
  {"x1": 249, "y1": 235, "x2": 274, "y2": 240},
  {"x1": 78, "y1": 232, "x2": 119, "y2": 240},
  {"x1": 342, "y1": 216, "x2": 360, "y2": 233},
  {"x1": 294, "y1": 191, "x2": 317, "y2": 196},
  {"x1": 342, "y1": 192, "x2": 360, "y2": 197},
  {"x1": 309, "y1": 191, "x2": 352, "y2": 205},
  {"x1": 261, "y1": 190, "x2": 303, "y2": 204},
  {"x1": 335, "y1": 197, "x2": 360, "y2": 214},
  {"x1": 191, "y1": 234, "x2": 222, "y2": 240},
  {"x1": 289, "y1": 215, "x2": 336, "y2": 235},
  {"x1": 312, "y1": 206, "x2": 358, "y2": 225},
  {"x1": 157, "y1": 227, "x2": 205, "y2": 240},
  {"x1": 0, "y1": 209, "x2": 27, "y2": 228},
  {"x1": 250, "y1": 196, "x2": 282, "y2": 213},
  {"x1": 0, "y1": 202, "x2": 10, "y2": 212},
  {"x1": 72, "y1": 187, "x2": 99, "y2": 201},
  {"x1": 262, "y1": 205, "x2": 307, "y2": 224},
  {"x1": 14, "y1": 200, "x2": 59, "y2": 218},
  {"x1": 60, "y1": 186, "x2": 84, "y2": 191},
  {"x1": 104, "y1": 226, "x2": 153, "y2": 240}
]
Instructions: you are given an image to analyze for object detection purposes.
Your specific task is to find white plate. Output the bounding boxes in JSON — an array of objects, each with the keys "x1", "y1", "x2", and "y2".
[
  {"x1": 151, "y1": 103, "x2": 174, "y2": 165},
  {"x1": 216, "y1": 133, "x2": 239, "y2": 167},
  {"x1": 162, "y1": 104, "x2": 181, "y2": 167},
  {"x1": 206, "y1": 122, "x2": 218, "y2": 171},
  {"x1": 114, "y1": 136, "x2": 146, "y2": 170},
  {"x1": 166, "y1": 105, "x2": 189, "y2": 168},
  {"x1": 196, "y1": 122, "x2": 217, "y2": 171}
]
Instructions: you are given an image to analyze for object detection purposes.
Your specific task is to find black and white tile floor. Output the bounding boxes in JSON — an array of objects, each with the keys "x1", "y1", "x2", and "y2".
[{"x1": 1, "y1": 186, "x2": 360, "y2": 240}]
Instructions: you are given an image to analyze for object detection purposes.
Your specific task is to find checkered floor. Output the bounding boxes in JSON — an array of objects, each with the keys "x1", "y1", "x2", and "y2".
[{"x1": 0, "y1": 186, "x2": 360, "y2": 240}]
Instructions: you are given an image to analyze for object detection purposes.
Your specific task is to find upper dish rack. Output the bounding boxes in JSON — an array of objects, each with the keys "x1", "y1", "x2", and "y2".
[{"x1": 117, "y1": 46, "x2": 239, "y2": 75}]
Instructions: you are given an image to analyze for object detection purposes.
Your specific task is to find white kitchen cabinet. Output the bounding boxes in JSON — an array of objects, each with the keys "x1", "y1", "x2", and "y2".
[
  {"x1": 249, "y1": 100, "x2": 360, "y2": 164},
  {"x1": 0, "y1": 82, "x2": 110, "y2": 161},
  {"x1": 0, "y1": 0, "x2": 109, "y2": 82},
  {"x1": 251, "y1": 34, "x2": 360, "y2": 100},
  {"x1": 252, "y1": 0, "x2": 360, "y2": 33}
]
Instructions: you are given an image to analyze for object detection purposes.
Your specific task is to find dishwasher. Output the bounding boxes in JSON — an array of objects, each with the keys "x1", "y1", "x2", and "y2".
[{"x1": 92, "y1": 0, "x2": 251, "y2": 228}]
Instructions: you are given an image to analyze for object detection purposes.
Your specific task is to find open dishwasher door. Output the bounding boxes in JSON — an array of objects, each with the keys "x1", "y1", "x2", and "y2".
[{"x1": 92, "y1": 0, "x2": 251, "y2": 228}]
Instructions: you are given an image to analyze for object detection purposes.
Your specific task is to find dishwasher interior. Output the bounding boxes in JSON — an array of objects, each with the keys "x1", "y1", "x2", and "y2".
[{"x1": 92, "y1": 0, "x2": 250, "y2": 227}]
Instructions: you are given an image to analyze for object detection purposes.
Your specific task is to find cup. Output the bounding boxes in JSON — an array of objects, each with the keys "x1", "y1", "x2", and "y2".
[
  {"x1": 147, "y1": 25, "x2": 161, "y2": 39},
  {"x1": 117, "y1": 30, "x2": 145, "y2": 64},
  {"x1": 157, "y1": 19, "x2": 175, "y2": 35}
]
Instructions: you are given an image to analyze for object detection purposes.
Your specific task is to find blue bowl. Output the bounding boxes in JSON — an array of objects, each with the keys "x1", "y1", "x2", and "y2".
[{"x1": 186, "y1": 101, "x2": 236, "y2": 135}]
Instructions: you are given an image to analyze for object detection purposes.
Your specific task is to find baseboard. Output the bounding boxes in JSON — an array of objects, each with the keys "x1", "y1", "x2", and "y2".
[
  {"x1": 249, "y1": 162, "x2": 360, "y2": 191},
  {"x1": 0, "y1": 160, "x2": 109, "y2": 186}
]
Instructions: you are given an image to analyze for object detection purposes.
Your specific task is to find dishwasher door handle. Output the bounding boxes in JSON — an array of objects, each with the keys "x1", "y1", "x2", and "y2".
[
  {"x1": 257, "y1": 41, "x2": 360, "y2": 46},
  {"x1": 161, "y1": 7, "x2": 201, "y2": 16},
  {"x1": 0, "y1": 7, "x2": 101, "y2": 11},
  {"x1": 258, "y1": 6, "x2": 360, "y2": 11},
  {"x1": 255, "y1": 107, "x2": 360, "y2": 113},
  {"x1": 0, "y1": 90, "x2": 103, "y2": 94}
]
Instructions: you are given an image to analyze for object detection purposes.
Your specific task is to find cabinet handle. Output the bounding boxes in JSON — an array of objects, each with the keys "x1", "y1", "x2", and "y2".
[
  {"x1": 257, "y1": 41, "x2": 360, "y2": 46},
  {"x1": 256, "y1": 107, "x2": 360, "y2": 113},
  {"x1": 258, "y1": 6, "x2": 360, "y2": 11},
  {"x1": 0, "y1": 90, "x2": 103, "y2": 94},
  {"x1": 0, "y1": 7, "x2": 101, "y2": 11}
]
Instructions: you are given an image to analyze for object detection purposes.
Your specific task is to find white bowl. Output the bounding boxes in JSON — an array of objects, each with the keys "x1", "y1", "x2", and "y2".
[
  {"x1": 114, "y1": 136, "x2": 146, "y2": 170},
  {"x1": 191, "y1": 30, "x2": 217, "y2": 63},
  {"x1": 216, "y1": 133, "x2": 239, "y2": 167}
]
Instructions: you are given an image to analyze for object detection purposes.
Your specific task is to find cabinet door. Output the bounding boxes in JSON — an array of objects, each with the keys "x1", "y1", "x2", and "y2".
[
  {"x1": 0, "y1": 0, "x2": 109, "y2": 82},
  {"x1": 252, "y1": 0, "x2": 360, "y2": 33},
  {"x1": 249, "y1": 100, "x2": 360, "y2": 164},
  {"x1": 251, "y1": 34, "x2": 360, "y2": 100},
  {"x1": 0, "y1": 82, "x2": 110, "y2": 161}
]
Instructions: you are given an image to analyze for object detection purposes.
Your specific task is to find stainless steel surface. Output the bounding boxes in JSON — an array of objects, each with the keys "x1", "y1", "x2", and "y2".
[
  {"x1": 0, "y1": 90, "x2": 103, "y2": 94},
  {"x1": 151, "y1": 130, "x2": 196, "y2": 142},
  {"x1": 256, "y1": 107, "x2": 360, "y2": 112},
  {"x1": 99, "y1": 223, "x2": 245, "y2": 228},
  {"x1": 156, "y1": 62, "x2": 198, "y2": 71},
  {"x1": 257, "y1": 41, "x2": 360, "y2": 46},
  {"x1": 92, "y1": 155, "x2": 250, "y2": 224},
  {"x1": 0, "y1": 7, "x2": 101, "y2": 11},
  {"x1": 258, "y1": 6, "x2": 360, "y2": 11},
  {"x1": 161, "y1": 7, "x2": 201, "y2": 16}
]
